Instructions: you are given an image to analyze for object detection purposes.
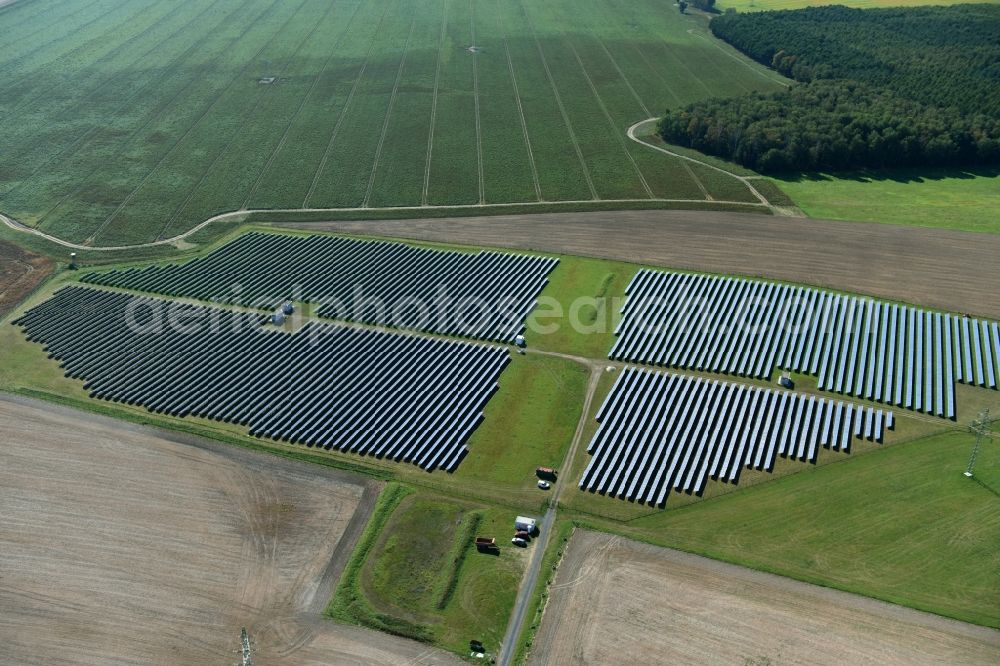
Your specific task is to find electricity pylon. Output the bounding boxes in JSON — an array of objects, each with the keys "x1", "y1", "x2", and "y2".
[
  {"x1": 240, "y1": 628, "x2": 251, "y2": 666},
  {"x1": 965, "y1": 409, "x2": 994, "y2": 478}
]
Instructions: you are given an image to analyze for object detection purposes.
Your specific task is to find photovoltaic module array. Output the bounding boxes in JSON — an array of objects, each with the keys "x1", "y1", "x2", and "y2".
[
  {"x1": 580, "y1": 368, "x2": 893, "y2": 507},
  {"x1": 82, "y1": 232, "x2": 558, "y2": 343},
  {"x1": 14, "y1": 287, "x2": 509, "y2": 472},
  {"x1": 611, "y1": 270, "x2": 1000, "y2": 419}
]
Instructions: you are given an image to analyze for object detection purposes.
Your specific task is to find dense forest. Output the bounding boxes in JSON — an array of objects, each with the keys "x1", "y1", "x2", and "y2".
[
  {"x1": 711, "y1": 4, "x2": 1000, "y2": 117},
  {"x1": 660, "y1": 4, "x2": 1000, "y2": 172},
  {"x1": 659, "y1": 81, "x2": 1000, "y2": 172}
]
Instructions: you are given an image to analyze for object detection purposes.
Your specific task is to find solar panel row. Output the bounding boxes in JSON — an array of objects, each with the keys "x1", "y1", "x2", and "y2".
[
  {"x1": 580, "y1": 367, "x2": 892, "y2": 507},
  {"x1": 81, "y1": 232, "x2": 558, "y2": 343},
  {"x1": 14, "y1": 287, "x2": 509, "y2": 471},
  {"x1": 611, "y1": 271, "x2": 1000, "y2": 418}
]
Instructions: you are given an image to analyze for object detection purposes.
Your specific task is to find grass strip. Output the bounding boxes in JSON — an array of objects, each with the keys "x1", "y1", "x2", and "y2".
[
  {"x1": 325, "y1": 483, "x2": 436, "y2": 642},
  {"x1": 436, "y1": 510, "x2": 484, "y2": 610}
]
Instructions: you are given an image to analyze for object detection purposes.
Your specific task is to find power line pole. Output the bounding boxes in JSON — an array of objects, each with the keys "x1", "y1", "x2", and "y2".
[
  {"x1": 965, "y1": 409, "x2": 994, "y2": 478},
  {"x1": 240, "y1": 628, "x2": 252, "y2": 666}
]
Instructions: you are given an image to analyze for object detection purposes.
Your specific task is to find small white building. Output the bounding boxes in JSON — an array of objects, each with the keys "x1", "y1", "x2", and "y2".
[{"x1": 514, "y1": 515, "x2": 537, "y2": 532}]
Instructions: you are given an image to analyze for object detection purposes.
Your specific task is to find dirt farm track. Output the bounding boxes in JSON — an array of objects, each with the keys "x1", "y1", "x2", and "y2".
[
  {"x1": 0, "y1": 396, "x2": 462, "y2": 666},
  {"x1": 529, "y1": 530, "x2": 1000, "y2": 666},
  {"x1": 297, "y1": 210, "x2": 1000, "y2": 320}
]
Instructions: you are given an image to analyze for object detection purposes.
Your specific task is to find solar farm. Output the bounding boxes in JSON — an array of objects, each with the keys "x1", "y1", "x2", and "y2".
[
  {"x1": 580, "y1": 367, "x2": 892, "y2": 506},
  {"x1": 82, "y1": 232, "x2": 558, "y2": 342},
  {"x1": 611, "y1": 270, "x2": 1000, "y2": 419},
  {"x1": 18, "y1": 238, "x2": 998, "y2": 503},
  {"x1": 4, "y1": 229, "x2": 1000, "y2": 662},
  {"x1": 2, "y1": 0, "x2": 999, "y2": 663},
  {"x1": 15, "y1": 283, "x2": 517, "y2": 471}
]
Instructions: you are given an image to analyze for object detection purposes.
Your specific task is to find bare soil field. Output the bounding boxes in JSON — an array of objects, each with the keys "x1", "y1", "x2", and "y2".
[
  {"x1": 0, "y1": 396, "x2": 462, "y2": 665},
  {"x1": 293, "y1": 210, "x2": 1000, "y2": 319},
  {"x1": 0, "y1": 240, "x2": 53, "y2": 320},
  {"x1": 529, "y1": 530, "x2": 1000, "y2": 666}
]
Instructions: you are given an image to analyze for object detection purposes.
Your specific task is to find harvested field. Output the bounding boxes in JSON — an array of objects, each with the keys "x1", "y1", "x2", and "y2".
[
  {"x1": 529, "y1": 530, "x2": 1000, "y2": 665},
  {"x1": 294, "y1": 210, "x2": 1000, "y2": 319},
  {"x1": 0, "y1": 239, "x2": 52, "y2": 319},
  {"x1": 0, "y1": 396, "x2": 462, "y2": 665}
]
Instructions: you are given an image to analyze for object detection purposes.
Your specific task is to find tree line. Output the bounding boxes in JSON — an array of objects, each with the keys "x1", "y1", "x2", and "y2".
[
  {"x1": 659, "y1": 80, "x2": 1000, "y2": 173},
  {"x1": 659, "y1": 4, "x2": 1000, "y2": 172}
]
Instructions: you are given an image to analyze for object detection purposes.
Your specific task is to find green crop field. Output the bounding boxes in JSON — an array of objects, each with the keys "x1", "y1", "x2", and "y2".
[{"x1": 0, "y1": 0, "x2": 782, "y2": 247}]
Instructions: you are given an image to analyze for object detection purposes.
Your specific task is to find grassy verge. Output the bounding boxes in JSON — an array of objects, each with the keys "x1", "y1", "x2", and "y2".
[
  {"x1": 246, "y1": 199, "x2": 769, "y2": 227},
  {"x1": 773, "y1": 168, "x2": 1000, "y2": 233},
  {"x1": 436, "y1": 512, "x2": 484, "y2": 611},
  {"x1": 326, "y1": 484, "x2": 431, "y2": 641}
]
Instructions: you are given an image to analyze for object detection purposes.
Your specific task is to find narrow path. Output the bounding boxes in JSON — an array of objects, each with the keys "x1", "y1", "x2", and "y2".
[
  {"x1": 626, "y1": 118, "x2": 777, "y2": 210},
  {"x1": 608, "y1": 29, "x2": 711, "y2": 198},
  {"x1": 0, "y1": 117, "x2": 783, "y2": 251},
  {"x1": 497, "y1": 362, "x2": 602, "y2": 666}
]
